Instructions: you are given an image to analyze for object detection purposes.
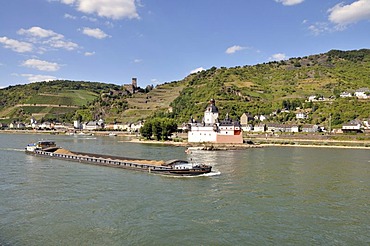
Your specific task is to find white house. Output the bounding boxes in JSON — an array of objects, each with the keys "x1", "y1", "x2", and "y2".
[
  {"x1": 254, "y1": 115, "x2": 267, "y2": 122},
  {"x1": 9, "y1": 122, "x2": 26, "y2": 129},
  {"x1": 307, "y1": 95, "x2": 326, "y2": 102},
  {"x1": 342, "y1": 123, "x2": 362, "y2": 132},
  {"x1": 296, "y1": 112, "x2": 307, "y2": 119},
  {"x1": 354, "y1": 88, "x2": 369, "y2": 99},
  {"x1": 339, "y1": 92, "x2": 352, "y2": 98},
  {"x1": 83, "y1": 121, "x2": 101, "y2": 130},
  {"x1": 253, "y1": 124, "x2": 266, "y2": 132},
  {"x1": 129, "y1": 121, "x2": 143, "y2": 132},
  {"x1": 74, "y1": 120, "x2": 82, "y2": 129},
  {"x1": 39, "y1": 122, "x2": 53, "y2": 130},
  {"x1": 302, "y1": 124, "x2": 320, "y2": 133},
  {"x1": 111, "y1": 123, "x2": 128, "y2": 131}
]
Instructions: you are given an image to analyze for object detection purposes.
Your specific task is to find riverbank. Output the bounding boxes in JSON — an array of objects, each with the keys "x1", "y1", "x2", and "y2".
[
  {"x1": 126, "y1": 137, "x2": 370, "y2": 150},
  {"x1": 1, "y1": 130, "x2": 369, "y2": 150},
  {"x1": 249, "y1": 134, "x2": 370, "y2": 149}
]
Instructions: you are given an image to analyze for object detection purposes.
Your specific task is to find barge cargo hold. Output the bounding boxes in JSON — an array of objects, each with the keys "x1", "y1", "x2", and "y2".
[{"x1": 25, "y1": 141, "x2": 212, "y2": 176}]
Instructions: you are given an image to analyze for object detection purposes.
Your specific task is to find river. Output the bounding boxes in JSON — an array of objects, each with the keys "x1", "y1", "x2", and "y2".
[{"x1": 0, "y1": 133, "x2": 369, "y2": 245}]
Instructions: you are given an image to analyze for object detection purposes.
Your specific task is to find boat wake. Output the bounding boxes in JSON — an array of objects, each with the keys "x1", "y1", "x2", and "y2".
[
  {"x1": 78, "y1": 137, "x2": 97, "y2": 140},
  {"x1": 200, "y1": 171, "x2": 221, "y2": 177},
  {"x1": 0, "y1": 148, "x2": 24, "y2": 152},
  {"x1": 162, "y1": 170, "x2": 221, "y2": 178}
]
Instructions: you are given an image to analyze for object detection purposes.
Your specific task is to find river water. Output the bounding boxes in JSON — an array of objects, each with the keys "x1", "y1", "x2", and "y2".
[{"x1": 0, "y1": 133, "x2": 369, "y2": 245}]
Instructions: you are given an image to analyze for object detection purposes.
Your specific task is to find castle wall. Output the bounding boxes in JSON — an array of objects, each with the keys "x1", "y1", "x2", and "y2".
[
  {"x1": 188, "y1": 126, "x2": 217, "y2": 142},
  {"x1": 216, "y1": 133, "x2": 243, "y2": 144}
]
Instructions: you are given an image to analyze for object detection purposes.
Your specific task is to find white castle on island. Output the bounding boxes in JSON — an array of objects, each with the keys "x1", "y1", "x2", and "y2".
[{"x1": 187, "y1": 99, "x2": 243, "y2": 144}]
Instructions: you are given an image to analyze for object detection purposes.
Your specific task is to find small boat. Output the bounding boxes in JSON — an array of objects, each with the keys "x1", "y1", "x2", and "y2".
[{"x1": 25, "y1": 140, "x2": 212, "y2": 176}]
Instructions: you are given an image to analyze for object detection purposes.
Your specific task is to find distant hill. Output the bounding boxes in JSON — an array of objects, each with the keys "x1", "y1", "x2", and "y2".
[
  {"x1": 0, "y1": 49, "x2": 369, "y2": 128},
  {"x1": 0, "y1": 80, "x2": 118, "y2": 123},
  {"x1": 167, "y1": 49, "x2": 370, "y2": 127},
  {"x1": 88, "y1": 81, "x2": 185, "y2": 123}
]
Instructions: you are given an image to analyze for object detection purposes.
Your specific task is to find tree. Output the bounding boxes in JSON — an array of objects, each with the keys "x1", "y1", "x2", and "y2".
[
  {"x1": 151, "y1": 119, "x2": 162, "y2": 141},
  {"x1": 140, "y1": 120, "x2": 153, "y2": 139},
  {"x1": 160, "y1": 118, "x2": 178, "y2": 140},
  {"x1": 140, "y1": 118, "x2": 178, "y2": 141}
]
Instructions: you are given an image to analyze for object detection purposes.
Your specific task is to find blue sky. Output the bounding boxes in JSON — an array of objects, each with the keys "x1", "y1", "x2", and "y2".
[{"x1": 0, "y1": 0, "x2": 369, "y2": 88}]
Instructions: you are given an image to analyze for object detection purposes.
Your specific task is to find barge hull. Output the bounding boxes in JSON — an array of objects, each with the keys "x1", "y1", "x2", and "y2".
[{"x1": 26, "y1": 149, "x2": 212, "y2": 176}]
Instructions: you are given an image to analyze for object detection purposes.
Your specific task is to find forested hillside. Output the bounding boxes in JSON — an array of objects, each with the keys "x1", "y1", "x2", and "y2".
[
  {"x1": 0, "y1": 80, "x2": 118, "y2": 123},
  {"x1": 166, "y1": 49, "x2": 370, "y2": 127},
  {"x1": 0, "y1": 49, "x2": 369, "y2": 128}
]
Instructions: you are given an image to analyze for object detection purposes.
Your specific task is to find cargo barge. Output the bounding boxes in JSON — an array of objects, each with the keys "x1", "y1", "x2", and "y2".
[{"x1": 25, "y1": 140, "x2": 212, "y2": 176}]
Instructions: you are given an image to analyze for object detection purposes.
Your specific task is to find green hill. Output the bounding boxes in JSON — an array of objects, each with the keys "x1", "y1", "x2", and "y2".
[
  {"x1": 86, "y1": 81, "x2": 185, "y2": 123},
  {"x1": 0, "y1": 49, "x2": 369, "y2": 128},
  {"x1": 0, "y1": 80, "x2": 118, "y2": 123},
  {"x1": 168, "y1": 49, "x2": 370, "y2": 127}
]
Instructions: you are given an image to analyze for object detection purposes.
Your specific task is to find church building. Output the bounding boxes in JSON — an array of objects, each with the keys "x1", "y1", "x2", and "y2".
[{"x1": 187, "y1": 99, "x2": 243, "y2": 143}]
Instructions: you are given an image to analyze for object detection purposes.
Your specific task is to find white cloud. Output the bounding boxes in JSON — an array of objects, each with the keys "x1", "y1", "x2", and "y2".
[
  {"x1": 64, "y1": 13, "x2": 77, "y2": 19},
  {"x1": 60, "y1": 0, "x2": 139, "y2": 20},
  {"x1": 190, "y1": 67, "x2": 205, "y2": 74},
  {"x1": 275, "y1": 0, "x2": 304, "y2": 6},
  {"x1": 84, "y1": 51, "x2": 95, "y2": 56},
  {"x1": 18, "y1": 26, "x2": 78, "y2": 51},
  {"x1": 328, "y1": 0, "x2": 370, "y2": 27},
  {"x1": 82, "y1": 27, "x2": 110, "y2": 39},
  {"x1": 22, "y1": 59, "x2": 61, "y2": 71},
  {"x1": 17, "y1": 26, "x2": 63, "y2": 39},
  {"x1": 61, "y1": 0, "x2": 75, "y2": 4},
  {"x1": 308, "y1": 22, "x2": 331, "y2": 35},
  {"x1": 19, "y1": 73, "x2": 58, "y2": 83},
  {"x1": 81, "y1": 16, "x2": 98, "y2": 22},
  {"x1": 133, "y1": 59, "x2": 142, "y2": 63},
  {"x1": 269, "y1": 53, "x2": 287, "y2": 61},
  {"x1": 47, "y1": 39, "x2": 78, "y2": 50},
  {"x1": 225, "y1": 45, "x2": 246, "y2": 54},
  {"x1": 0, "y1": 37, "x2": 33, "y2": 53}
]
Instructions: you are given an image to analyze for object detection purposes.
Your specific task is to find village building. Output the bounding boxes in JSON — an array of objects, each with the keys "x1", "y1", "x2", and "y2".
[
  {"x1": 128, "y1": 121, "x2": 144, "y2": 132},
  {"x1": 240, "y1": 112, "x2": 254, "y2": 131},
  {"x1": 307, "y1": 95, "x2": 328, "y2": 102},
  {"x1": 339, "y1": 92, "x2": 352, "y2": 98},
  {"x1": 39, "y1": 121, "x2": 53, "y2": 130},
  {"x1": 74, "y1": 120, "x2": 82, "y2": 129},
  {"x1": 253, "y1": 124, "x2": 266, "y2": 132},
  {"x1": 9, "y1": 122, "x2": 26, "y2": 129},
  {"x1": 301, "y1": 124, "x2": 320, "y2": 133},
  {"x1": 0, "y1": 123, "x2": 8, "y2": 129},
  {"x1": 242, "y1": 124, "x2": 254, "y2": 132},
  {"x1": 113, "y1": 123, "x2": 130, "y2": 131},
  {"x1": 254, "y1": 115, "x2": 267, "y2": 122},
  {"x1": 296, "y1": 111, "x2": 308, "y2": 120},
  {"x1": 83, "y1": 119, "x2": 104, "y2": 131},
  {"x1": 187, "y1": 99, "x2": 243, "y2": 143},
  {"x1": 342, "y1": 123, "x2": 362, "y2": 133},
  {"x1": 266, "y1": 123, "x2": 299, "y2": 133},
  {"x1": 104, "y1": 123, "x2": 116, "y2": 130},
  {"x1": 354, "y1": 88, "x2": 369, "y2": 99}
]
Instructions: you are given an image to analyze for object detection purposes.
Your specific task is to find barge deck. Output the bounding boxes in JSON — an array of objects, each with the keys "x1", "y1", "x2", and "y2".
[{"x1": 26, "y1": 141, "x2": 212, "y2": 176}]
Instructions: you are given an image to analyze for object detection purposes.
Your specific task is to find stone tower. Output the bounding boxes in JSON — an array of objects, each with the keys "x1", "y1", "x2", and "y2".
[
  {"x1": 204, "y1": 99, "x2": 219, "y2": 124},
  {"x1": 132, "y1": 78, "x2": 137, "y2": 89}
]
